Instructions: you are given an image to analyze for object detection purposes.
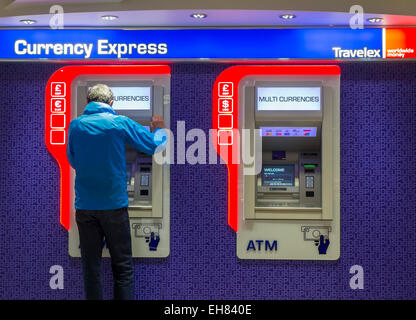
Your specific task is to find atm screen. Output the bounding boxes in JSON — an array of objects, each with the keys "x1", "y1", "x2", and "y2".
[
  {"x1": 256, "y1": 87, "x2": 321, "y2": 111},
  {"x1": 111, "y1": 86, "x2": 152, "y2": 110},
  {"x1": 262, "y1": 164, "x2": 295, "y2": 186}
]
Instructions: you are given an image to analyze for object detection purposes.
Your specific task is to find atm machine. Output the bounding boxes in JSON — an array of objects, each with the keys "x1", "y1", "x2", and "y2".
[
  {"x1": 68, "y1": 74, "x2": 170, "y2": 258},
  {"x1": 237, "y1": 73, "x2": 340, "y2": 260}
]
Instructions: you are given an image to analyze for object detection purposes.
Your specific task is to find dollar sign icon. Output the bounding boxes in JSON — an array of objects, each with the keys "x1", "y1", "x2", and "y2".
[{"x1": 219, "y1": 98, "x2": 233, "y2": 113}]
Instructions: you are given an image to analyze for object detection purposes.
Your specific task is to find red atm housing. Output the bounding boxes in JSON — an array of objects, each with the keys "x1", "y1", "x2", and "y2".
[
  {"x1": 45, "y1": 65, "x2": 171, "y2": 230},
  {"x1": 212, "y1": 65, "x2": 341, "y2": 232}
]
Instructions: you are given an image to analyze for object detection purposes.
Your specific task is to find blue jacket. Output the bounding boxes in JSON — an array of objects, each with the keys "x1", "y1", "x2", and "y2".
[{"x1": 67, "y1": 101, "x2": 165, "y2": 210}]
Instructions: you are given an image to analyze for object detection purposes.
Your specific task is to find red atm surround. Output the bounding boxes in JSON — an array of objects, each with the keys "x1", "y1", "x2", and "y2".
[
  {"x1": 212, "y1": 65, "x2": 341, "y2": 232},
  {"x1": 45, "y1": 65, "x2": 171, "y2": 230}
]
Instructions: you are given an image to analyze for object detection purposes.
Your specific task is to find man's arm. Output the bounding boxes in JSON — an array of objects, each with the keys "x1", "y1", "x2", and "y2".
[
  {"x1": 66, "y1": 122, "x2": 76, "y2": 168},
  {"x1": 120, "y1": 116, "x2": 167, "y2": 155}
]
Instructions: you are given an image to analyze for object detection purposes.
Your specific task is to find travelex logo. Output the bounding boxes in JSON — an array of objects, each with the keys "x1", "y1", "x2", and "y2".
[
  {"x1": 332, "y1": 46, "x2": 381, "y2": 58},
  {"x1": 14, "y1": 39, "x2": 168, "y2": 59}
]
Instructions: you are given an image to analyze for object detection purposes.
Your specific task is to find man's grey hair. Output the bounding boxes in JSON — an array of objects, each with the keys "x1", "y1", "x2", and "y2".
[{"x1": 87, "y1": 84, "x2": 114, "y2": 105}]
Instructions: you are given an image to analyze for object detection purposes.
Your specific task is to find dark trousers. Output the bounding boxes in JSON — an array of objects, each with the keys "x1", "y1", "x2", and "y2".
[{"x1": 76, "y1": 207, "x2": 134, "y2": 300}]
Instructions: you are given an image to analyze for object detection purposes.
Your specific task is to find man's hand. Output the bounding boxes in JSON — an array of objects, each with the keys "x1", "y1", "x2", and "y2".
[{"x1": 150, "y1": 115, "x2": 165, "y2": 132}]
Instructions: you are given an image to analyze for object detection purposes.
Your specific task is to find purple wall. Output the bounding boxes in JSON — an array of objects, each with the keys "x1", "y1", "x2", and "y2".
[{"x1": 0, "y1": 62, "x2": 415, "y2": 299}]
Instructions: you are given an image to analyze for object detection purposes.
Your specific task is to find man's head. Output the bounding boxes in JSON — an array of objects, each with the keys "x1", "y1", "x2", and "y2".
[{"x1": 87, "y1": 84, "x2": 114, "y2": 106}]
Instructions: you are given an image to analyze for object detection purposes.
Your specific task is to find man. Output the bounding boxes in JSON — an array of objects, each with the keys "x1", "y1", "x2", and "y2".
[{"x1": 67, "y1": 84, "x2": 166, "y2": 300}]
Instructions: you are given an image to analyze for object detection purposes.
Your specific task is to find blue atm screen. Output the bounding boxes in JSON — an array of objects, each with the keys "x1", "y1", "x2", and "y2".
[{"x1": 262, "y1": 164, "x2": 295, "y2": 186}]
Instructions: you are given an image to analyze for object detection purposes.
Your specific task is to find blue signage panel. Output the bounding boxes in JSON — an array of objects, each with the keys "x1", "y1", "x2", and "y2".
[{"x1": 0, "y1": 29, "x2": 383, "y2": 60}]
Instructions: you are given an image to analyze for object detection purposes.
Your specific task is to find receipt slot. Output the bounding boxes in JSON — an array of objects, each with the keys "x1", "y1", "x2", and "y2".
[
  {"x1": 44, "y1": 66, "x2": 170, "y2": 259},
  {"x1": 212, "y1": 66, "x2": 340, "y2": 260}
]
